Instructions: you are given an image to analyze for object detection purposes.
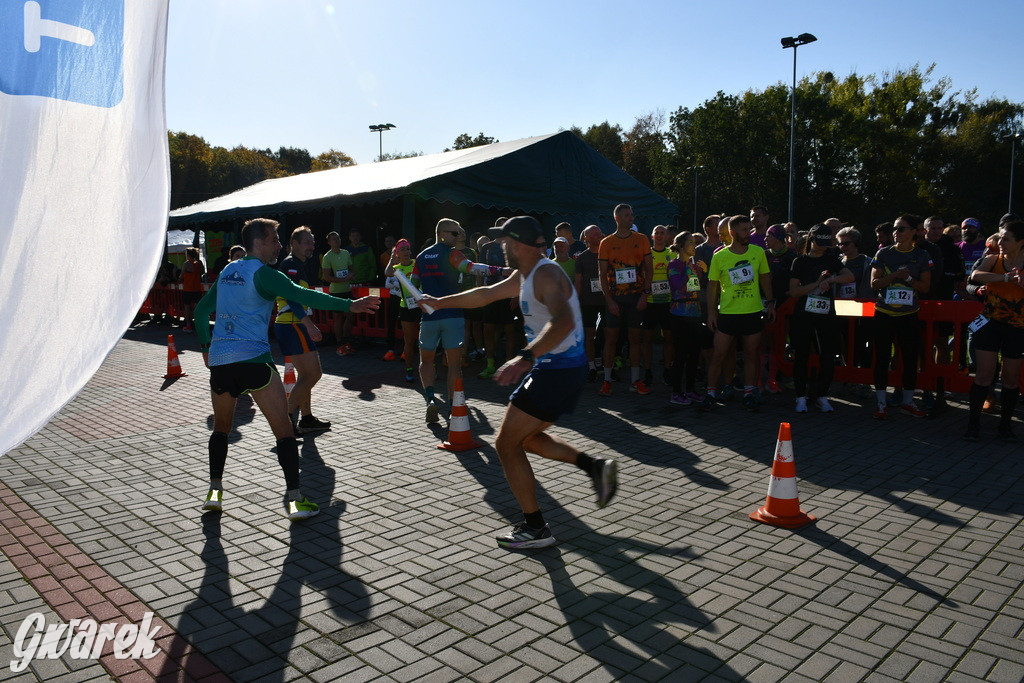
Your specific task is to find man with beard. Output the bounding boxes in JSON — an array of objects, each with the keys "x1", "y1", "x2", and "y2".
[
  {"x1": 959, "y1": 218, "x2": 986, "y2": 271},
  {"x1": 749, "y1": 205, "x2": 770, "y2": 249},
  {"x1": 419, "y1": 216, "x2": 617, "y2": 549},
  {"x1": 274, "y1": 227, "x2": 333, "y2": 435},
  {"x1": 573, "y1": 225, "x2": 605, "y2": 381},
  {"x1": 698, "y1": 215, "x2": 775, "y2": 413},
  {"x1": 194, "y1": 219, "x2": 380, "y2": 521}
]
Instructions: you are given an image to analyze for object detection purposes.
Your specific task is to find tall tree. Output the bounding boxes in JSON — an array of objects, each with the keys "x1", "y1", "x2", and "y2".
[
  {"x1": 310, "y1": 149, "x2": 357, "y2": 171},
  {"x1": 448, "y1": 132, "x2": 497, "y2": 151},
  {"x1": 572, "y1": 121, "x2": 624, "y2": 167}
]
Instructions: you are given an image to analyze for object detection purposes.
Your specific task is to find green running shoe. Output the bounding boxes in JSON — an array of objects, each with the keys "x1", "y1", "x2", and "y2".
[
  {"x1": 202, "y1": 489, "x2": 222, "y2": 512},
  {"x1": 287, "y1": 497, "x2": 319, "y2": 521}
]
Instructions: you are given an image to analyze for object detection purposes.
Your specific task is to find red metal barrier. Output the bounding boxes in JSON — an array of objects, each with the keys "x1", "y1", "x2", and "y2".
[
  {"x1": 307, "y1": 286, "x2": 396, "y2": 339},
  {"x1": 772, "y1": 298, "x2": 983, "y2": 393}
]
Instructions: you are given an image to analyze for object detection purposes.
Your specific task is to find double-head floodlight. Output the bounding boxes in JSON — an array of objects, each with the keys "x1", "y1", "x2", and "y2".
[
  {"x1": 781, "y1": 33, "x2": 817, "y2": 49},
  {"x1": 368, "y1": 123, "x2": 397, "y2": 161}
]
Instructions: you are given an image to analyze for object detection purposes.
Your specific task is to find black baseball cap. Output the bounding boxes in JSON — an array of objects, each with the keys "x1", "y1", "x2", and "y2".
[
  {"x1": 501, "y1": 216, "x2": 548, "y2": 247},
  {"x1": 809, "y1": 223, "x2": 833, "y2": 245}
]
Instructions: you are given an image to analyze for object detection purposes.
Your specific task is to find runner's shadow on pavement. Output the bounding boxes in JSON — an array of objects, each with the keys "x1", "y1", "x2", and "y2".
[
  {"x1": 162, "y1": 440, "x2": 369, "y2": 681},
  {"x1": 204, "y1": 396, "x2": 256, "y2": 444},
  {"x1": 793, "y1": 524, "x2": 958, "y2": 608},
  {"x1": 529, "y1": 548, "x2": 738, "y2": 679},
  {"x1": 341, "y1": 375, "x2": 381, "y2": 401},
  {"x1": 577, "y1": 407, "x2": 729, "y2": 491},
  {"x1": 446, "y1": 450, "x2": 726, "y2": 676}
]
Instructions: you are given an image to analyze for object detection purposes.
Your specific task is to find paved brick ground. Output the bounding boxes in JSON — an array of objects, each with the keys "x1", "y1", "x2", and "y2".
[{"x1": 0, "y1": 320, "x2": 1022, "y2": 681}]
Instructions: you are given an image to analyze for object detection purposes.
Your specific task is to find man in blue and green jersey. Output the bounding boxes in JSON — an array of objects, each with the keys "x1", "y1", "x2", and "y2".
[
  {"x1": 194, "y1": 218, "x2": 379, "y2": 521},
  {"x1": 414, "y1": 218, "x2": 506, "y2": 422}
]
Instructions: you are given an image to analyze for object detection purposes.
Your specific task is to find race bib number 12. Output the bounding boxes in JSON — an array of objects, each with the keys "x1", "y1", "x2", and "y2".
[{"x1": 884, "y1": 287, "x2": 914, "y2": 306}]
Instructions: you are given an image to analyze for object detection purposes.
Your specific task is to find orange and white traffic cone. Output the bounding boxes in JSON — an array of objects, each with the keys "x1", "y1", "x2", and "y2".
[
  {"x1": 283, "y1": 357, "x2": 296, "y2": 399},
  {"x1": 438, "y1": 376, "x2": 482, "y2": 452},
  {"x1": 163, "y1": 335, "x2": 187, "y2": 379},
  {"x1": 749, "y1": 422, "x2": 815, "y2": 529}
]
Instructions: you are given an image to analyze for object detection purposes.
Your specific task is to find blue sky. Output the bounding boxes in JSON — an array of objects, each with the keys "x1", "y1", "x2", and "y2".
[{"x1": 166, "y1": 0, "x2": 1023, "y2": 165}]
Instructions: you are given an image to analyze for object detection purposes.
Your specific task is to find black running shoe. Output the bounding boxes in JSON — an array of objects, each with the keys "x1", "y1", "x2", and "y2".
[
  {"x1": 587, "y1": 367, "x2": 597, "y2": 383},
  {"x1": 591, "y1": 459, "x2": 618, "y2": 508},
  {"x1": 496, "y1": 522, "x2": 556, "y2": 549},
  {"x1": 291, "y1": 411, "x2": 304, "y2": 437},
  {"x1": 299, "y1": 414, "x2": 331, "y2": 431},
  {"x1": 743, "y1": 394, "x2": 759, "y2": 412},
  {"x1": 643, "y1": 369, "x2": 653, "y2": 386},
  {"x1": 697, "y1": 394, "x2": 714, "y2": 412}
]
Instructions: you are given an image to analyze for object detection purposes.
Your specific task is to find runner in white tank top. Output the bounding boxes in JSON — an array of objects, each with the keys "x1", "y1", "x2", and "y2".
[{"x1": 418, "y1": 217, "x2": 619, "y2": 550}]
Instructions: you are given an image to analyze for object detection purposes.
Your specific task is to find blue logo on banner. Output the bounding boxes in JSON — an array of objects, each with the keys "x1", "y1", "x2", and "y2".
[{"x1": 0, "y1": 0, "x2": 124, "y2": 107}]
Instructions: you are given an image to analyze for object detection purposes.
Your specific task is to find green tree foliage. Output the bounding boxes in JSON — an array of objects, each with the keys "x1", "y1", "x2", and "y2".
[
  {"x1": 570, "y1": 121, "x2": 624, "y2": 167},
  {"x1": 577, "y1": 65, "x2": 1021, "y2": 231},
  {"x1": 168, "y1": 132, "x2": 353, "y2": 209},
  {"x1": 274, "y1": 146, "x2": 312, "y2": 175},
  {"x1": 448, "y1": 132, "x2": 497, "y2": 151},
  {"x1": 378, "y1": 150, "x2": 424, "y2": 161},
  {"x1": 310, "y1": 149, "x2": 357, "y2": 172}
]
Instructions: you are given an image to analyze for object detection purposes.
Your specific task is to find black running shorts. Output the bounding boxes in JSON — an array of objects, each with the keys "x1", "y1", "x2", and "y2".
[{"x1": 209, "y1": 362, "x2": 277, "y2": 397}]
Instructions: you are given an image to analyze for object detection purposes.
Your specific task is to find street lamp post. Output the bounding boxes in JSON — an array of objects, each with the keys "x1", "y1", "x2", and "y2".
[
  {"x1": 781, "y1": 33, "x2": 817, "y2": 223},
  {"x1": 687, "y1": 165, "x2": 705, "y2": 230},
  {"x1": 1008, "y1": 132, "x2": 1021, "y2": 214},
  {"x1": 368, "y1": 123, "x2": 396, "y2": 161}
]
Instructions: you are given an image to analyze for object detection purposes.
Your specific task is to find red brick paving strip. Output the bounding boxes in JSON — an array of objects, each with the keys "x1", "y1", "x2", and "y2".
[{"x1": 0, "y1": 483, "x2": 229, "y2": 682}]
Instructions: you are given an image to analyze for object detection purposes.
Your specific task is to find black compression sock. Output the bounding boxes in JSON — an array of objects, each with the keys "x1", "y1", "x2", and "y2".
[
  {"x1": 524, "y1": 510, "x2": 545, "y2": 530},
  {"x1": 276, "y1": 437, "x2": 300, "y2": 491},
  {"x1": 969, "y1": 383, "x2": 988, "y2": 428},
  {"x1": 1001, "y1": 387, "x2": 1020, "y2": 428},
  {"x1": 209, "y1": 432, "x2": 228, "y2": 481},
  {"x1": 575, "y1": 452, "x2": 596, "y2": 477}
]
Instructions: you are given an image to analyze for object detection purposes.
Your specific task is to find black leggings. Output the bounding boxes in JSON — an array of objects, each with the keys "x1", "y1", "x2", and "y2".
[
  {"x1": 872, "y1": 313, "x2": 919, "y2": 392},
  {"x1": 670, "y1": 316, "x2": 704, "y2": 394},
  {"x1": 791, "y1": 314, "x2": 839, "y2": 397}
]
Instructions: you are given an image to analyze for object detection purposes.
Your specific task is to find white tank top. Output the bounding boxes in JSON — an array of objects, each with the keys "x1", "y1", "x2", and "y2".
[{"x1": 519, "y1": 258, "x2": 586, "y2": 368}]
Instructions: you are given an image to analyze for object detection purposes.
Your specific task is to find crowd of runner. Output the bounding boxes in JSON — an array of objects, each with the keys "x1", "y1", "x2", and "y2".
[{"x1": 190, "y1": 206, "x2": 1024, "y2": 546}]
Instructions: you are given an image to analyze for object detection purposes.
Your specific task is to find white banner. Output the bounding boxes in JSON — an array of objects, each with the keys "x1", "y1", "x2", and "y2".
[{"x1": 0, "y1": 1, "x2": 170, "y2": 455}]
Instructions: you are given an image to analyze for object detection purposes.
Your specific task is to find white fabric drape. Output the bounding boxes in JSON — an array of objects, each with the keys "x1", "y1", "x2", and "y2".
[{"x1": 0, "y1": 1, "x2": 170, "y2": 455}]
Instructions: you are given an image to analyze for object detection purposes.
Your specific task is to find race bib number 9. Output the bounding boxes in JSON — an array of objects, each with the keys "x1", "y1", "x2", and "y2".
[
  {"x1": 651, "y1": 280, "x2": 670, "y2": 296},
  {"x1": 615, "y1": 268, "x2": 637, "y2": 285},
  {"x1": 805, "y1": 295, "x2": 831, "y2": 314},
  {"x1": 727, "y1": 264, "x2": 754, "y2": 285},
  {"x1": 884, "y1": 287, "x2": 915, "y2": 306}
]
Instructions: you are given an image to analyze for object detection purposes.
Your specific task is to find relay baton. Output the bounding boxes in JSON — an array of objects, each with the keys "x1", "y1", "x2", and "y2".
[{"x1": 393, "y1": 270, "x2": 435, "y2": 314}]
